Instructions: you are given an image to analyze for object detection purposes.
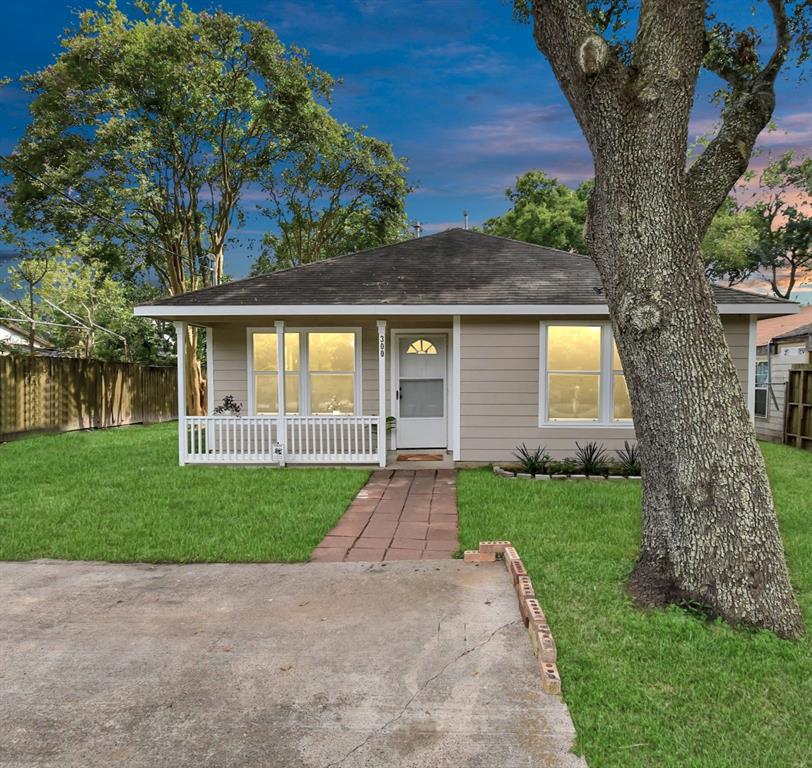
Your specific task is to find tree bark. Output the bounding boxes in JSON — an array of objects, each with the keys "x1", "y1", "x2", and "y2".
[
  {"x1": 185, "y1": 325, "x2": 204, "y2": 416},
  {"x1": 528, "y1": 0, "x2": 803, "y2": 637}
]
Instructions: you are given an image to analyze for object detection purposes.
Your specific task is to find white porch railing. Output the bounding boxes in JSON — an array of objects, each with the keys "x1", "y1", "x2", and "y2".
[{"x1": 183, "y1": 415, "x2": 379, "y2": 464}]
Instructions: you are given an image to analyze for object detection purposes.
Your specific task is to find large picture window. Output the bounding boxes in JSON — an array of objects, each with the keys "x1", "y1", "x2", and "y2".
[
  {"x1": 251, "y1": 329, "x2": 359, "y2": 416},
  {"x1": 540, "y1": 322, "x2": 632, "y2": 425}
]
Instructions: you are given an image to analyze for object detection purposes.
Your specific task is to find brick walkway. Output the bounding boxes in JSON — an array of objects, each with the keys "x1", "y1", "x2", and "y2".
[{"x1": 311, "y1": 469, "x2": 458, "y2": 562}]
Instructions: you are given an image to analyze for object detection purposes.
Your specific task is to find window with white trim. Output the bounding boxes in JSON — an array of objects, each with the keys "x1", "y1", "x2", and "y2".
[
  {"x1": 251, "y1": 329, "x2": 360, "y2": 415},
  {"x1": 539, "y1": 322, "x2": 632, "y2": 425}
]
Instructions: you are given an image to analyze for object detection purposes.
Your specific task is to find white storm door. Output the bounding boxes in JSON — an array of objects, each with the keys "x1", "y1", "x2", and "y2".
[{"x1": 396, "y1": 334, "x2": 447, "y2": 448}]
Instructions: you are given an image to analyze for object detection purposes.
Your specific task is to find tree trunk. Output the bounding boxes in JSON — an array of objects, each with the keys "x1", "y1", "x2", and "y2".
[
  {"x1": 185, "y1": 325, "x2": 204, "y2": 416},
  {"x1": 587, "y1": 154, "x2": 803, "y2": 639},
  {"x1": 525, "y1": 0, "x2": 804, "y2": 639}
]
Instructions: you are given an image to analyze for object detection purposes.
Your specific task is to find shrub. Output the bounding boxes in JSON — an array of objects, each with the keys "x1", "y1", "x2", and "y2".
[
  {"x1": 512, "y1": 443, "x2": 549, "y2": 475},
  {"x1": 547, "y1": 458, "x2": 577, "y2": 476},
  {"x1": 213, "y1": 394, "x2": 242, "y2": 415},
  {"x1": 574, "y1": 441, "x2": 609, "y2": 475},
  {"x1": 615, "y1": 440, "x2": 641, "y2": 476}
]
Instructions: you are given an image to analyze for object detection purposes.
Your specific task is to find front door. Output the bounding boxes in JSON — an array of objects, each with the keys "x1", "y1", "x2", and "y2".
[{"x1": 395, "y1": 333, "x2": 447, "y2": 449}]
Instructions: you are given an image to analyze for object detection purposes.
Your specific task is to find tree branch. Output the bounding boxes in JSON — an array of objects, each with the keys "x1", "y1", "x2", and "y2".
[{"x1": 685, "y1": 0, "x2": 791, "y2": 235}]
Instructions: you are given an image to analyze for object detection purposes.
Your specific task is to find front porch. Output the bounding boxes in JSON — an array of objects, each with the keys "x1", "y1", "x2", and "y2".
[{"x1": 174, "y1": 316, "x2": 460, "y2": 467}]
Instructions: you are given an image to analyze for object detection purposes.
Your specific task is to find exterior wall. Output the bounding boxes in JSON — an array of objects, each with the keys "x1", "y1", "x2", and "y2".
[
  {"x1": 208, "y1": 316, "x2": 451, "y2": 420},
  {"x1": 206, "y1": 312, "x2": 755, "y2": 463},
  {"x1": 755, "y1": 339, "x2": 810, "y2": 443},
  {"x1": 459, "y1": 314, "x2": 753, "y2": 462}
]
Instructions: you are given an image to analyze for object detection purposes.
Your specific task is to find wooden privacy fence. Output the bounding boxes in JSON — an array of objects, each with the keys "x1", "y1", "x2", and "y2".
[
  {"x1": 0, "y1": 356, "x2": 177, "y2": 441},
  {"x1": 784, "y1": 366, "x2": 812, "y2": 452}
]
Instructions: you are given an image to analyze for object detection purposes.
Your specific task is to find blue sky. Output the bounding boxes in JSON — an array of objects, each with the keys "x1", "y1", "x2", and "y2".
[{"x1": 1, "y1": 1, "x2": 810, "y2": 278}]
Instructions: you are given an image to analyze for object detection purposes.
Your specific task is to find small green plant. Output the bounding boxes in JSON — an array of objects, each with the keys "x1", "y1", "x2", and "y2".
[
  {"x1": 512, "y1": 443, "x2": 549, "y2": 475},
  {"x1": 615, "y1": 440, "x2": 641, "y2": 476},
  {"x1": 575, "y1": 441, "x2": 609, "y2": 475}
]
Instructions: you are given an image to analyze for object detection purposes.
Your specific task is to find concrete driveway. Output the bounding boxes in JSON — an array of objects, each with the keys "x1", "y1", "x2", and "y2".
[{"x1": 0, "y1": 560, "x2": 585, "y2": 768}]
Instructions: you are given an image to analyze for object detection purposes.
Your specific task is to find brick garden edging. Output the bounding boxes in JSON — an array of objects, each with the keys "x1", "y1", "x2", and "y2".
[
  {"x1": 493, "y1": 466, "x2": 642, "y2": 481},
  {"x1": 463, "y1": 541, "x2": 562, "y2": 695}
]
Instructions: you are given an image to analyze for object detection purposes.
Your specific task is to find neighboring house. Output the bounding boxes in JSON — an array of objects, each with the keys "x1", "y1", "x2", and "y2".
[
  {"x1": 0, "y1": 319, "x2": 50, "y2": 353},
  {"x1": 135, "y1": 229, "x2": 797, "y2": 467},
  {"x1": 754, "y1": 306, "x2": 812, "y2": 443}
]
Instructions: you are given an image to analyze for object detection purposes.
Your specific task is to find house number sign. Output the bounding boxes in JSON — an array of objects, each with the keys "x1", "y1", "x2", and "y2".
[{"x1": 379, "y1": 333, "x2": 386, "y2": 358}]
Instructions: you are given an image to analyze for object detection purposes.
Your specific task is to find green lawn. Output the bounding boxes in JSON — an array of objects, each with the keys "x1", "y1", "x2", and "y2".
[
  {"x1": 458, "y1": 442, "x2": 812, "y2": 768},
  {"x1": 0, "y1": 422, "x2": 369, "y2": 562}
]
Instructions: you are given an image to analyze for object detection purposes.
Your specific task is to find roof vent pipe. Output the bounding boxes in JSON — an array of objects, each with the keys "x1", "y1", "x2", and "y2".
[{"x1": 463, "y1": 210, "x2": 469, "y2": 230}]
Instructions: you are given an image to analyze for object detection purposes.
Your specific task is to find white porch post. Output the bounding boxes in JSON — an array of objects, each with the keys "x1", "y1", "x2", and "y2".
[
  {"x1": 275, "y1": 320, "x2": 287, "y2": 464},
  {"x1": 174, "y1": 321, "x2": 187, "y2": 466},
  {"x1": 377, "y1": 319, "x2": 387, "y2": 468}
]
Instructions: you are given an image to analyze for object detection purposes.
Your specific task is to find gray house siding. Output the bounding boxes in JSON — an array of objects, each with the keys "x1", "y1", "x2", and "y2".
[
  {"x1": 207, "y1": 312, "x2": 754, "y2": 463},
  {"x1": 458, "y1": 314, "x2": 752, "y2": 462}
]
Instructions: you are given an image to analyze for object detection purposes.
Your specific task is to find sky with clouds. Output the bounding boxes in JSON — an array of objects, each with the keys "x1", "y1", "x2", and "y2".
[{"x1": 0, "y1": 0, "x2": 809, "y2": 278}]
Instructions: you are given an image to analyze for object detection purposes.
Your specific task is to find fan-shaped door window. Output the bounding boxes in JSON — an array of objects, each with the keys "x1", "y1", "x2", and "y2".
[{"x1": 406, "y1": 338, "x2": 438, "y2": 355}]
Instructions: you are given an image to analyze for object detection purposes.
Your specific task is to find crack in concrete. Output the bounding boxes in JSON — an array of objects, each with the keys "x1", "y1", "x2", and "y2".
[{"x1": 322, "y1": 618, "x2": 521, "y2": 768}]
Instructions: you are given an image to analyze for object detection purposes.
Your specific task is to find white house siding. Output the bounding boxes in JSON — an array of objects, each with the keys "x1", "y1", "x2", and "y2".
[
  {"x1": 207, "y1": 316, "x2": 451, "y2": 419},
  {"x1": 755, "y1": 340, "x2": 810, "y2": 443},
  {"x1": 458, "y1": 314, "x2": 754, "y2": 462}
]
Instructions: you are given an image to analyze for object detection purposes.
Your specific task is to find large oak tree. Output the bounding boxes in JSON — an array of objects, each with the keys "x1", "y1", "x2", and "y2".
[{"x1": 516, "y1": 0, "x2": 810, "y2": 637}]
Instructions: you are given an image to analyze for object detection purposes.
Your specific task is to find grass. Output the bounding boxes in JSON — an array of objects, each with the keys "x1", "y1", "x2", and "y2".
[
  {"x1": 458, "y1": 442, "x2": 812, "y2": 768},
  {"x1": 0, "y1": 422, "x2": 369, "y2": 562}
]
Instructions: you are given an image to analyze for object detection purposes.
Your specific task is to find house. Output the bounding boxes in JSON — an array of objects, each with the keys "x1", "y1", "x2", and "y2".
[
  {"x1": 134, "y1": 229, "x2": 797, "y2": 467},
  {"x1": 0, "y1": 319, "x2": 51, "y2": 353},
  {"x1": 754, "y1": 306, "x2": 812, "y2": 443}
]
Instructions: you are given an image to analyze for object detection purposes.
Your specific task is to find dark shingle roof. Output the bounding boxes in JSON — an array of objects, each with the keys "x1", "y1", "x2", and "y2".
[{"x1": 140, "y1": 228, "x2": 791, "y2": 308}]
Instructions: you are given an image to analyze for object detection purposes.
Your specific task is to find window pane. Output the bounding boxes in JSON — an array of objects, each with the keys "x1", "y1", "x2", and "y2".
[
  {"x1": 547, "y1": 326, "x2": 601, "y2": 371},
  {"x1": 547, "y1": 373, "x2": 600, "y2": 420},
  {"x1": 613, "y1": 374, "x2": 633, "y2": 420},
  {"x1": 400, "y1": 379, "x2": 444, "y2": 418},
  {"x1": 284, "y1": 333, "x2": 300, "y2": 372},
  {"x1": 309, "y1": 332, "x2": 355, "y2": 372},
  {"x1": 612, "y1": 340, "x2": 622, "y2": 371},
  {"x1": 253, "y1": 332, "x2": 299, "y2": 372},
  {"x1": 285, "y1": 373, "x2": 299, "y2": 414},
  {"x1": 754, "y1": 388, "x2": 768, "y2": 417},
  {"x1": 255, "y1": 375, "x2": 278, "y2": 414},
  {"x1": 310, "y1": 374, "x2": 354, "y2": 414},
  {"x1": 253, "y1": 333, "x2": 277, "y2": 372},
  {"x1": 255, "y1": 374, "x2": 298, "y2": 414},
  {"x1": 755, "y1": 361, "x2": 768, "y2": 387}
]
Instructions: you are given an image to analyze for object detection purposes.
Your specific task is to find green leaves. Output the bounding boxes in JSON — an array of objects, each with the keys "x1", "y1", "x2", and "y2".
[
  {"x1": 482, "y1": 170, "x2": 590, "y2": 253},
  {"x1": 2, "y1": 2, "x2": 342, "y2": 296}
]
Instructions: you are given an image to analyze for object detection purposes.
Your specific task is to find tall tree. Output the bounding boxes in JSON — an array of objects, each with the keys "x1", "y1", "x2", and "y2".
[
  {"x1": 483, "y1": 170, "x2": 591, "y2": 252},
  {"x1": 515, "y1": 0, "x2": 811, "y2": 637},
  {"x1": 702, "y1": 196, "x2": 762, "y2": 285},
  {"x1": 704, "y1": 153, "x2": 812, "y2": 296},
  {"x1": 1, "y1": 2, "x2": 337, "y2": 412},
  {"x1": 748, "y1": 152, "x2": 811, "y2": 299},
  {"x1": 256, "y1": 124, "x2": 409, "y2": 271}
]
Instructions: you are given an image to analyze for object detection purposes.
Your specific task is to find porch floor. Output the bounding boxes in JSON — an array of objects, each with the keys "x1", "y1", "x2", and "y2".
[
  {"x1": 385, "y1": 450, "x2": 455, "y2": 470},
  {"x1": 311, "y1": 469, "x2": 458, "y2": 562}
]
